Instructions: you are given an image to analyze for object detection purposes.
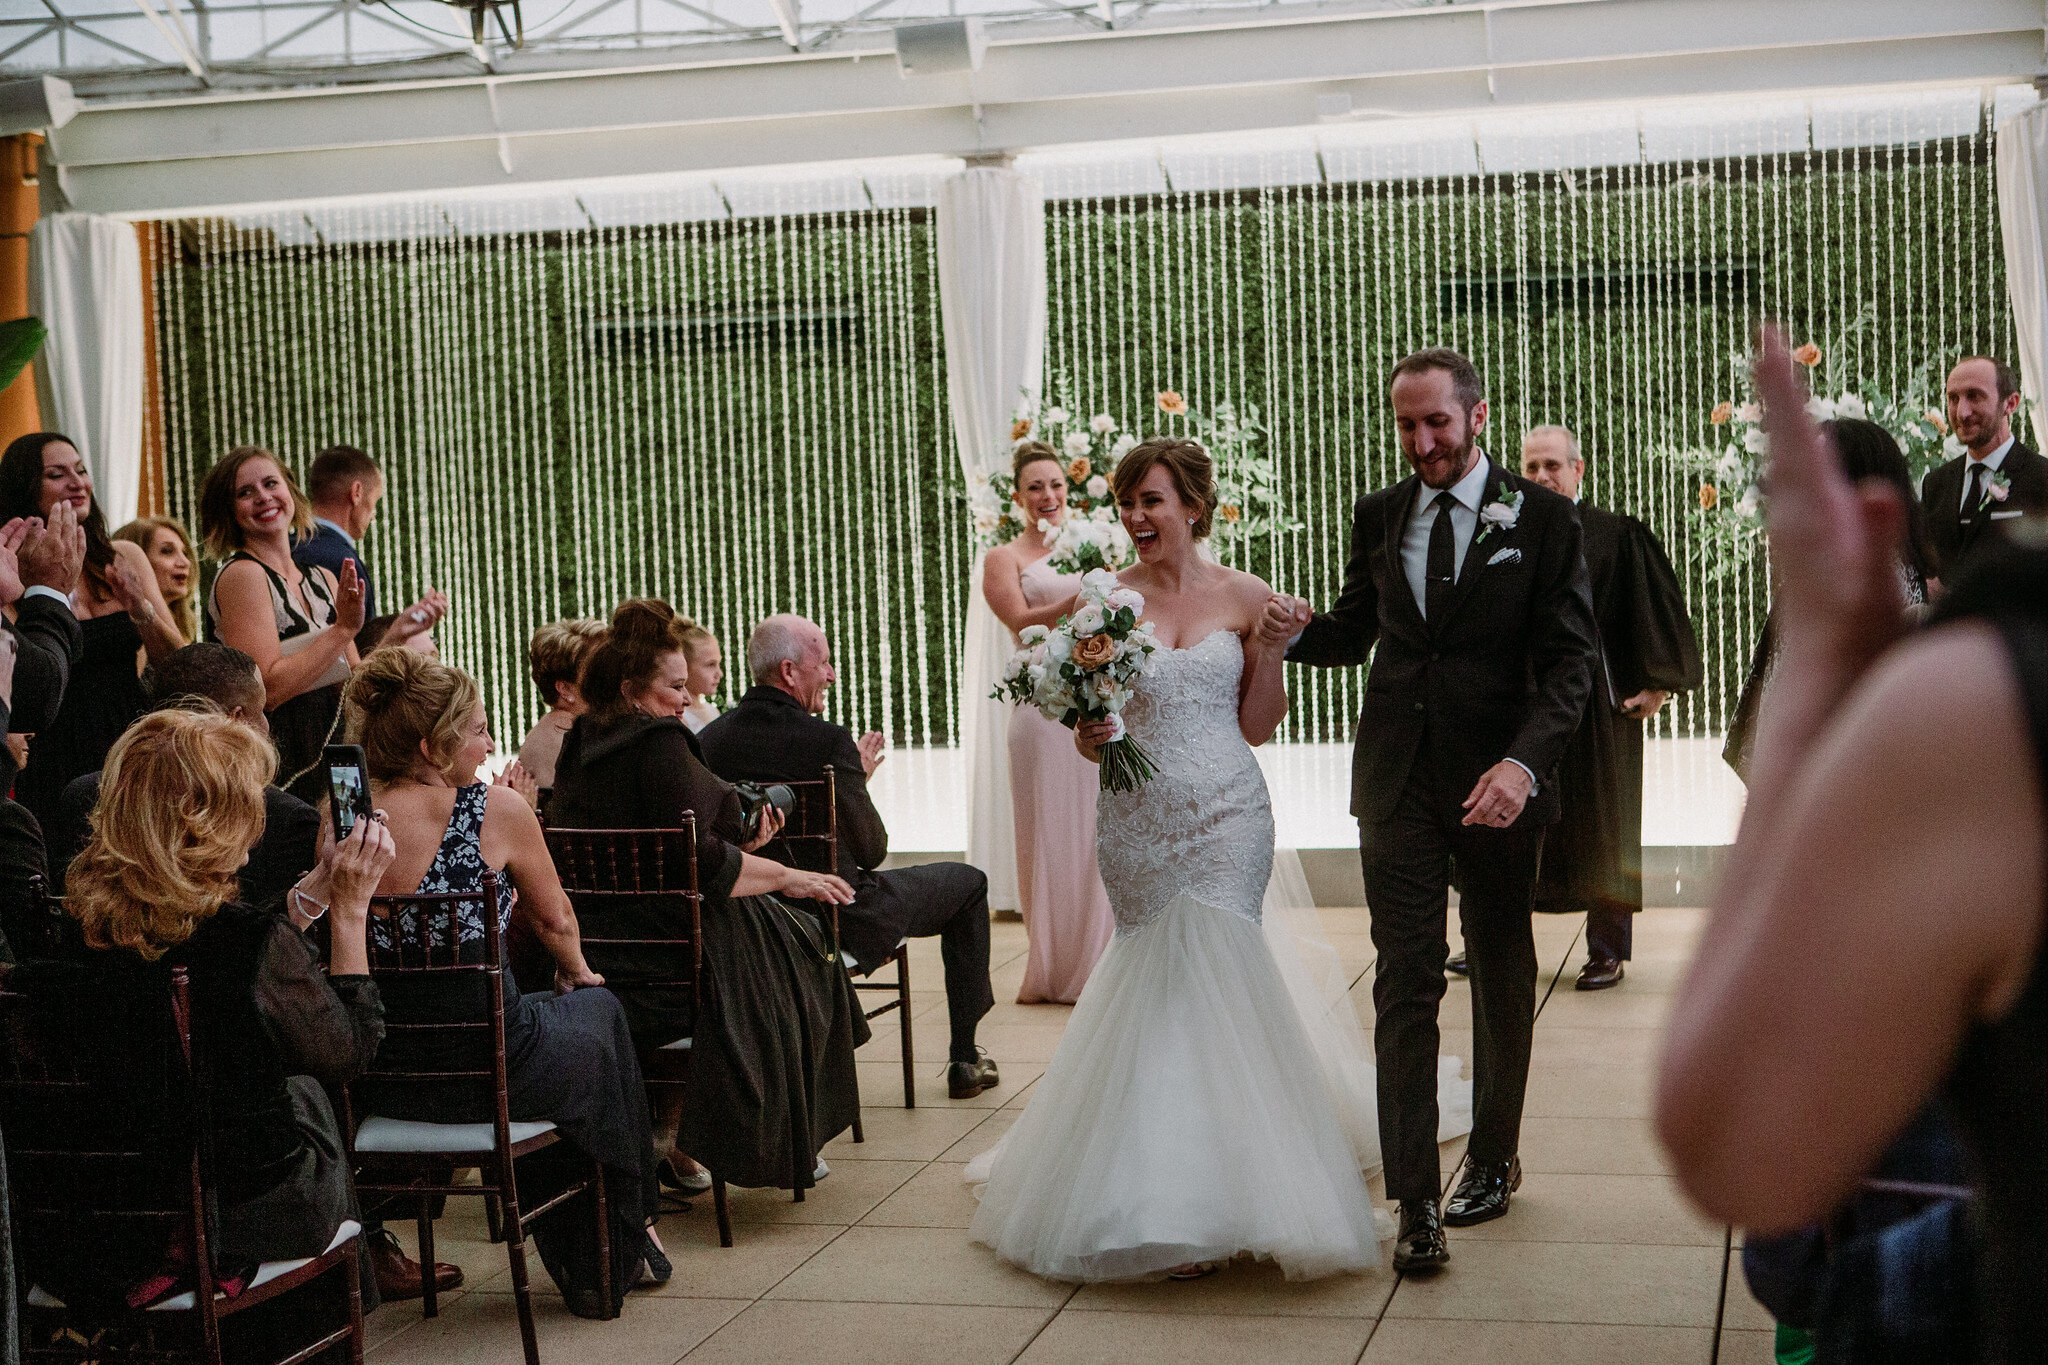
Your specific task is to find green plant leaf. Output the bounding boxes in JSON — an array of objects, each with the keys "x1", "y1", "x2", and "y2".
[{"x1": 0, "y1": 316, "x2": 46, "y2": 393}]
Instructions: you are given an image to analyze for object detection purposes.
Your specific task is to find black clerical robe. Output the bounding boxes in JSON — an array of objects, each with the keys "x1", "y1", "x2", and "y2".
[{"x1": 1534, "y1": 502, "x2": 1702, "y2": 918}]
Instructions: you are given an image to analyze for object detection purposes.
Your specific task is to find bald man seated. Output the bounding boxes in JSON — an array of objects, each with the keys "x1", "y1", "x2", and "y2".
[{"x1": 698, "y1": 615, "x2": 999, "y2": 1100}]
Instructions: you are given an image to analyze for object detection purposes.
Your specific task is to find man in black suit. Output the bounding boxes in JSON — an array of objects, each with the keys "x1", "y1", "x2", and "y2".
[
  {"x1": 291, "y1": 445, "x2": 445, "y2": 652},
  {"x1": 698, "y1": 614, "x2": 999, "y2": 1100},
  {"x1": 1289, "y1": 349, "x2": 1597, "y2": 1272},
  {"x1": 53, "y1": 643, "x2": 321, "y2": 918},
  {"x1": 1920, "y1": 356, "x2": 2046, "y2": 580}
]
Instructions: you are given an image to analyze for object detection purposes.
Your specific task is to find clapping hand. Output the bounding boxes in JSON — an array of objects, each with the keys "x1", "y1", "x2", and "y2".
[
  {"x1": 104, "y1": 553, "x2": 150, "y2": 619},
  {"x1": 857, "y1": 731, "x2": 887, "y2": 775},
  {"x1": 334, "y1": 559, "x2": 368, "y2": 634},
  {"x1": 492, "y1": 758, "x2": 540, "y2": 811},
  {"x1": 20, "y1": 503, "x2": 84, "y2": 597},
  {"x1": 0, "y1": 518, "x2": 29, "y2": 608},
  {"x1": 385, "y1": 589, "x2": 450, "y2": 645}
]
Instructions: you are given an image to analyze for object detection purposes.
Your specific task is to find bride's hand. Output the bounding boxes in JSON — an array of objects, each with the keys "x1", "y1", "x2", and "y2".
[
  {"x1": 1255, "y1": 594, "x2": 1309, "y2": 650},
  {"x1": 1074, "y1": 719, "x2": 1117, "y2": 763}
]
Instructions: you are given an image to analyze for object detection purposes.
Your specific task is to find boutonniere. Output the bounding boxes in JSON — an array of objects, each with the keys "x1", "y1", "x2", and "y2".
[
  {"x1": 1984, "y1": 470, "x2": 2012, "y2": 505},
  {"x1": 1475, "y1": 488, "x2": 1523, "y2": 545}
]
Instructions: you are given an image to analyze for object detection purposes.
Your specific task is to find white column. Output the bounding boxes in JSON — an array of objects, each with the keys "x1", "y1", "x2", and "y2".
[
  {"x1": 29, "y1": 213, "x2": 145, "y2": 527},
  {"x1": 936, "y1": 164, "x2": 1046, "y2": 908},
  {"x1": 1998, "y1": 101, "x2": 2048, "y2": 431}
]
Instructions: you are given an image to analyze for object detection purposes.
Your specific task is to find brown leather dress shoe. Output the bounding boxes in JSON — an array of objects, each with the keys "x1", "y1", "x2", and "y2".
[
  {"x1": 1575, "y1": 956, "x2": 1624, "y2": 991},
  {"x1": 370, "y1": 1228, "x2": 464, "y2": 1302}
]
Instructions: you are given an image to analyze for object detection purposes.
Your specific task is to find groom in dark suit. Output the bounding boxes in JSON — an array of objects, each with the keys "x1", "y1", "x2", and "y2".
[
  {"x1": 1920, "y1": 355, "x2": 2047, "y2": 580},
  {"x1": 1290, "y1": 349, "x2": 1597, "y2": 1272}
]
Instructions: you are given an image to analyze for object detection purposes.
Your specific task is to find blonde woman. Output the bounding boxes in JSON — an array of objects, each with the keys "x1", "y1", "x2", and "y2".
[
  {"x1": 343, "y1": 647, "x2": 662, "y2": 1315},
  {"x1": 37, "y1": 708, "x2": 395, "y2": 1308},
  {"x1": 113, "y1": 516, "x2": 200, "y2": 645},
  {"x1": 677, "y1": 618, "x2": 723, "y2": 732}
]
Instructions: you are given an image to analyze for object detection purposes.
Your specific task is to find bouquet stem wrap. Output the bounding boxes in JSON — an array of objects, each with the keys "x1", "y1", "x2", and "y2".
[{"x1": 992, "y1": 569, "x2": 1162, "y2": 794}]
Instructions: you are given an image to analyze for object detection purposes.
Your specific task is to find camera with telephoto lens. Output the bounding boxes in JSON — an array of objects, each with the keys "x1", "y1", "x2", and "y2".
[{"x1": 733, "y1": 781, "x2": 795, "y2": 831}]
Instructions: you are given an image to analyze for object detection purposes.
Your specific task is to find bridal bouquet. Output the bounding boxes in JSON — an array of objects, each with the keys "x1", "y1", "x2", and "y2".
[{"x1": 992, "y1": 569, "x2": 1161, "y2": 793}]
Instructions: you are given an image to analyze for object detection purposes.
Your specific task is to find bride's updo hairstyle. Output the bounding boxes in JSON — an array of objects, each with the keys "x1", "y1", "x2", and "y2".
[
  {"x1": 1111, "y1": 437, "x2": 1219, "y2": 540},
  {"x1": 344, "y1": 646, "x2": 481, "y2": 783},
  {"x1": 1011, "y1": 440, "x2": 1062, "y2": 483},
  {"x1": 581, "y1": 598, "x2": 693, "y2": 724}
]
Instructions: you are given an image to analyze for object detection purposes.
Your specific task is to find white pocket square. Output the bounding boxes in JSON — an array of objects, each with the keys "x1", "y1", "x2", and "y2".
[
  {"x1": 1990, "y1": 509, "x2": 2024, "y2": 520},
  {"x1": 1486, "y1": 546, "x2": 1522, "y2": 567}
]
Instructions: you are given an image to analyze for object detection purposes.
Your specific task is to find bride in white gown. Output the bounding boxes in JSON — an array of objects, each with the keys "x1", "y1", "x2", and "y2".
[{"x1": 967, "y1": 438, "x2": 1471, "y2": 1283}]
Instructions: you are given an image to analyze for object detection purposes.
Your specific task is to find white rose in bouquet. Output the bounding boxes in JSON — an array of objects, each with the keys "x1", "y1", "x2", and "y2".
[
  {"x1": 1081, "y1": 568, "x2": 1118, "y2": 594},
  {"x1": 1106, "y1": 586, "x2": 1143, "y2": 614},
  {"x1": 1019, "y1": 624, "x2": 1048, "y2": 645},
  {"x1": 1070, "y1": 603, "x2": 1107, "y2": 635}
]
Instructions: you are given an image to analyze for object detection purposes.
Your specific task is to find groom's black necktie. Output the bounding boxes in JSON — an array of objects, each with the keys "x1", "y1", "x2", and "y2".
[
  {"x1": 1964, "y1": 462, "x2": 1987, "y2": 525},
  {"x1": 1425, "y1": 491, "x2": 1458, "y2": 623}
]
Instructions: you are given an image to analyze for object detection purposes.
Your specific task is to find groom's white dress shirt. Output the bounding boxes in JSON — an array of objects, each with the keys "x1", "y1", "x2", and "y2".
[
  {"x1": 1961, "y1": 435, "x2": 2016, "y2": 510},
  {"x1": 1399, "y1": 452, "x2": 1490, "y2": 617},
  {"x1": 1394, "y1": 451, "x2": 1538, "y2": 792}
]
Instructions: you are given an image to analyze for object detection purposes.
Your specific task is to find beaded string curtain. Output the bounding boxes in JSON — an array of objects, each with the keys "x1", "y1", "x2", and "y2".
[
  {"x1": 1037, "y1": 100, "x2": 2017, "y2": 742},
  {"x1": 152, "y1": 187, "x2": 956, "y2": 745},
  {"x1": 153, "y1": 98, "x2": 2015, "y2": 749}
]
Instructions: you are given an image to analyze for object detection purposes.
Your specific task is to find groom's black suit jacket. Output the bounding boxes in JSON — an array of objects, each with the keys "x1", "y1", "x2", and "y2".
[
  {"x1": 1920, "y1": 441, "x2": 2047, "y2": 580},
  {"x1": 1290, "y1": 460, "x2": 1598, "y2": 829}
]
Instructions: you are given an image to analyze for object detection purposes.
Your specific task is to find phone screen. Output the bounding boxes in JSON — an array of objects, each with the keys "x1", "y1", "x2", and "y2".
[{"x1": 327, "y1": 754, "x2": 370, "y2": 841}]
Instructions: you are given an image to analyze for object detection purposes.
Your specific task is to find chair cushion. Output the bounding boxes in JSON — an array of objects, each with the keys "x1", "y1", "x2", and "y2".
[
  {"x1": 28, "y1": 1221, "x2": 363, "y2": 1312},
  {"x1": 658, "y1": 1036, "x2": 692, "y2": 1050},
  {"x1": 354, "y1": 1115, "x2": 556, "y2": 1153}
]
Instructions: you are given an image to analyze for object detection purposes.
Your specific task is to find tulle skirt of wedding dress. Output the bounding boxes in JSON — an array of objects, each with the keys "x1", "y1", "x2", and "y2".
[{"x1": 966, "y1": 851, "x2": 1473, "y2": 1283}]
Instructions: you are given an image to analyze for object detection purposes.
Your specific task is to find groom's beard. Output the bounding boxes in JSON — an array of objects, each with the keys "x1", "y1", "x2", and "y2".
[{"x1": 1411, "y1": 429, "x2": 1479, "y2": 490}]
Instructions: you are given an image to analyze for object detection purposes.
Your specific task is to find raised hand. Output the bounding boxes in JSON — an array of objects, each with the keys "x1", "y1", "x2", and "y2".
[
  {"x1": 1256, "y1": 593, "x2": 1310, "y2": 649},
  {"x1": 104, "y1": 553, "x2": 149, "y2": 617},
  {"x1": 492, "y1": 758, "x2": 540, "y2": 811},
  {"x1": 1752, "y1": 326, "x2": 1908, "y2": 675},
  {"x1": 325, "y1": 809, "x2": 398, "y2": 922},
  {"x1": 857, "y1": 731, "x2": 887, "y2": 775},
  {"x1": 384, "y1": 588, "x2": 450, "y2": 645},
  {"x1": 0, "y1": 518, "x2": 29, "y2": 607},
  {"x1": 333, "y1": 558, "x2": 368, "y2": 634},
  {"x1": 21, "y1": 503, "x2": 84, "y2": 597}
]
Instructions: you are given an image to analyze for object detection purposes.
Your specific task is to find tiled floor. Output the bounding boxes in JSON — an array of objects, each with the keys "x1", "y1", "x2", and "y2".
[{"x1": 364, "y1": 906, "x2": 1776, "y2": 1364}]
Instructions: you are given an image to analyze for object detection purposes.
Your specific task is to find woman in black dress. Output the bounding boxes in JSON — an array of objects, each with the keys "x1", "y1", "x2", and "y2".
[
  {"x1": 15, "y1": 707, "x2": 392, "y2": 1310},
  {"x1": 0, "y1": 432, "x2": 184, "y2": 833},
  {"x1": 548, "y1": 598, "x2": 865, "y2": 1198},
  {"x1": 344, "y1": 647, "x2": 659, "y2": 1319},
  {"x1": 199, "y1": 447, "x2": 364, "y2": 805},
  {"x1": 1661, "y1": 333, "x2": 2047, "y2": 1361}
]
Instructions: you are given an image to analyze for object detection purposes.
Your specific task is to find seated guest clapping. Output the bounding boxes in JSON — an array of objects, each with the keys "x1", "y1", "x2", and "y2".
[
  {"x1": 52, "y1": 643, "x2": 320, "y2": 915},
  {"x1": 547, "y1": 599, "x2": 866, "y2": 1196},
  {"x1": 342, "y1": 648, "x2": 661, "y2": 1316},
  {"x1": 16, "y1": 708, "x2": 394, "y2": 1310},
  {"x1": 112, "y1": 516, "x2": 200, "y2": 645},
  {"x1": 699, "y1": 615, "x2": 999, "y2": 1099},
  {"x1": 518, "y1": 618, "x2": 606, "y2": 792}
]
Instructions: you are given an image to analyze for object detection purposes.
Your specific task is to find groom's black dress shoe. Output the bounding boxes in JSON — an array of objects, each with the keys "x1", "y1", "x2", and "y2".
[
  {"x1": 1443, "y1": 1157, "x2": 1521, "y2": 1227},
  {"x1": 1392, "y1": 1201, "x2": 1449, "y2": 1272},
  {"x1": 1575, "y1": 956, "x2": 1624, "y2": 991},
  {"x1": 947, "y1": 1050, "x2": 1000, "y2": 1099}
]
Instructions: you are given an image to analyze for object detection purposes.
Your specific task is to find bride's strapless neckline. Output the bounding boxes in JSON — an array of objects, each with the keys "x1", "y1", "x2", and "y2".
[{"x1": 1148, "y1": 626, "x2": 1238, "y2": 654}]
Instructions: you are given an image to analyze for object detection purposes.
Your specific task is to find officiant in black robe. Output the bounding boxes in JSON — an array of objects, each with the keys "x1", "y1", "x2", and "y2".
[{"x1": 1520, "y1": 427, "x2": 1701, "y2": 990}]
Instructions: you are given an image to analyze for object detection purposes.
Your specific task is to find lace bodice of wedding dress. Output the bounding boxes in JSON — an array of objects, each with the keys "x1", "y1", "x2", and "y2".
[{"x1": 1097, "y1": 628, "x2": 1275, "y2": 936}]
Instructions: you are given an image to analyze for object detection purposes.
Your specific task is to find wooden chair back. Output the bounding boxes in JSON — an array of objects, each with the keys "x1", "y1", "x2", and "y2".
[{"x1": 544, "y1": 824, "x2": 704, "y2": 1042}]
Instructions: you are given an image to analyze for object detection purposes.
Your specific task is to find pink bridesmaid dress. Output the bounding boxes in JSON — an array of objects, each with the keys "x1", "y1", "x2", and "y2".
[{"x1": 1008, "y1": 555, "x2": 1116, "y2": 1004}]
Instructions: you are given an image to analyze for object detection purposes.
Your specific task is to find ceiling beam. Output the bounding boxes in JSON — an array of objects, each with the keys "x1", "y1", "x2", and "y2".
[{"x1": 44, "y1": 0, "x2": 2048, "y2": 214}]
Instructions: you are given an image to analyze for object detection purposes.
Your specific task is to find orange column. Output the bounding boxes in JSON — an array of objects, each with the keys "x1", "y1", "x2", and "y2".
[
  {"x1": 136, "y1": 222, "x2": 167, "y2": 518},
  {"x1": 0, "y1": 133, "x2": 40, "y2": 447}
]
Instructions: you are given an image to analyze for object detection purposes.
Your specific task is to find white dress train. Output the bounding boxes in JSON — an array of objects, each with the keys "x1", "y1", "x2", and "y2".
[{"x1": 967, "y1": 629, "x2": 1472, "y2": 1283}]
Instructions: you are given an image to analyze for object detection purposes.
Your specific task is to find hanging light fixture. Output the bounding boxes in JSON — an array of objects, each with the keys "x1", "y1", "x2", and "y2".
[{"x1": 409, "y1": 0, "x2": 527, "y2": 49}]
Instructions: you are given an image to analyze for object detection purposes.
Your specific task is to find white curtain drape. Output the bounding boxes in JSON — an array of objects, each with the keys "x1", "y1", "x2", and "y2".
[
  {"x1": 1998, "y1": 102, "x2": 2048, "y2": 431},
  {"x1": 29, "y1": 213, "x2": 146, "y2": 528},
  {"x1": 937, "y1": 166, "x2": 1047, "y2": 909}
]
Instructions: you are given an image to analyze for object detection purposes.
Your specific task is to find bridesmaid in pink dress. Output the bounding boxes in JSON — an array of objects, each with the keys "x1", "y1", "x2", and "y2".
[{"x1": 981, "y1": 443, "x2": 1117, "y2": 1004}]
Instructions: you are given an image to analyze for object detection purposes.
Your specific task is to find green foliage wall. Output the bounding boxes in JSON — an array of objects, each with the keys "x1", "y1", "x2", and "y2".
[{"x1": 155, "y1": 123, "x2": 2012, "y2": 748}]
